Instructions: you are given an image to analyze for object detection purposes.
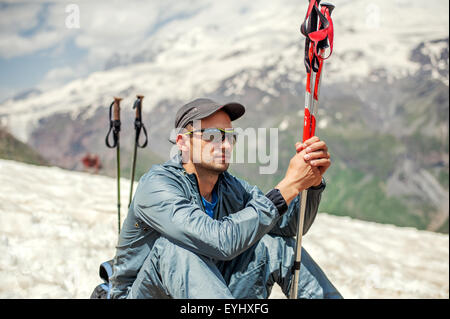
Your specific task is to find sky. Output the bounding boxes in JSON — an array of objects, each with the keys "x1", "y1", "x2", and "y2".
[
  {"x1": 0, "y1": 0, "x2": 208, "y2": 102},
  {"x1": 0, "y1": 0, "x2": 448, "y2": 104},
  {"x1": 0, "y1": 1, "x2": 83, "y2": 100}
]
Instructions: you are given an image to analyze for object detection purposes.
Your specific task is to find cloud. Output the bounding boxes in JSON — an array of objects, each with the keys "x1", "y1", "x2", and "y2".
[
  {"x1": 0, "y1": 2, "x2": 69, "y2": 59},
  {"x1": 0, "y1": 3, "x2": 41, "y2": 33},
  {"x1": 69, "y1": 1, "x2": 183, "y2": 55},
  {"x1": 39, "y1": 66, "x2": 77, "y2": 90},
  {"x1": 0, "y1": 30, "x2": 66, "y2": 59},
  {"x1": 0, "y1": 0, "x2": 289, "y2": 95},
  {"x1": 0, "y1": 1, "x2": 208, "y2": 59}
]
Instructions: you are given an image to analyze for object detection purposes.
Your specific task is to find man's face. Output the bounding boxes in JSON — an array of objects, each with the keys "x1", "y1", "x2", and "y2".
[{"x1": 178, "y1": 110, "x2": 235, "y2": 173}]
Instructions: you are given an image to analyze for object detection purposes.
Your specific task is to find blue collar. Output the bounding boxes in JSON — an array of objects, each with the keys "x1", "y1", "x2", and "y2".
[
  {"x1": 202, "y1": 189, "x2": 218, "y2": 206},
  {"x1": 201, "y1": 189, "x2": 218, "y2": 218}
]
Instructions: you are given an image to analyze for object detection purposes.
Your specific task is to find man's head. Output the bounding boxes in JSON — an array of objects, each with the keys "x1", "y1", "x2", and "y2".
[{"x1": 174, "y1": 98, "x2": 245, "y2": 174}]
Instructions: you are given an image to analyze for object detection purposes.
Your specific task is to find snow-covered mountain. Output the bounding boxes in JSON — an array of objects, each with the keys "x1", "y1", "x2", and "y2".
[
  {"x1": 0, "y1": 0, "x2": 448, "y2": 143},
  {"x1": 0, "y1": 159, "x2": 448, "y2": 298}
]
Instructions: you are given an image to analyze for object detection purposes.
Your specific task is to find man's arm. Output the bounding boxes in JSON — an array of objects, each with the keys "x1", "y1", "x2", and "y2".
[
  {"x1": 268, "y1": 136, "x2": 331, "y2": 236},
  {"x1": 268, "y1": 179, "x2": 325, "y2": 237}
]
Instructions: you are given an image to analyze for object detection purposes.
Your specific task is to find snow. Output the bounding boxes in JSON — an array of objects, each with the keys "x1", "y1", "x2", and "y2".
[
  {"x1": 0, "y1": 159, "x2": 448, "y2": 298},
  {"x1": 0, "y1": 159, "x2": 125, "y2": 298},
  {"x1": 279, "y1": 118, "x2": 289, "y2": 131}
]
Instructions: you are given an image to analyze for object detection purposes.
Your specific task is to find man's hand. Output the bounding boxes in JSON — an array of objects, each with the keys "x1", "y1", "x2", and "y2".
[
  {"x1": 275, "y1": 136, "x2": 331, "y2": 205},
  {"x1": 275, "y1": 149, "x2": 322, "y2": 205},
  {"x1": 296, "y1": 136, "x2": 331, "y2": 186}
]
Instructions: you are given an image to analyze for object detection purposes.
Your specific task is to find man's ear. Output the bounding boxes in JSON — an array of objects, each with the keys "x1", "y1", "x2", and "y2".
[
  {"x1": 176, "y1": 134, "x2": 190, "y2": 152},
  {"x1": 177, "y1": 134, "x2": 191, "y2": 164}
]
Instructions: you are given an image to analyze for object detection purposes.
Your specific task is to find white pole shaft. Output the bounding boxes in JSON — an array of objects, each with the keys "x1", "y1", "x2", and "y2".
[
  {"x1": 289, "y1": 49, "x2": 327, "y2": 299},
  {"x1": 289, "y1": 67, "x2": 314, "y2": 299},
  {"x1": 289, "y1": 189, "x2": 308, "y2": 299}
]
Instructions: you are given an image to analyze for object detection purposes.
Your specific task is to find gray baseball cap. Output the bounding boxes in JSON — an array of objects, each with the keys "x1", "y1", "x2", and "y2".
[{"x1": 169, "y1": 98, "x2": 245, "y2": 143}]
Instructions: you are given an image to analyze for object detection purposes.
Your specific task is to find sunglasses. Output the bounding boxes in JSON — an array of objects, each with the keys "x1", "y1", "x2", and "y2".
[{"x1": 184, "y1": 128, "x2": 238, "y2": 144}]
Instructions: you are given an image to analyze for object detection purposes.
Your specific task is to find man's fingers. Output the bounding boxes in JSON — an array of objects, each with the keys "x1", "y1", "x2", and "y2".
[
  {"x1": 309, "y1": 158, "x2": 331, "y2": 168},
  {"x1": 304, "y1": 150, "x2": 330, "y2": 161},
  {"x1": 295, "y1": 142, "x2": 304, "y2": 153},
  {"x1": 305, "y1": 141, "x2": 328, "y2": 154},
  {"x1": 297, "y1": 137, "x2": 330, "y2": 160},
  {"x1": 303, "y1": 136, "x2": 320, "y2": 146},
  {"x1": 296, "y1": 136, "x2": 320, "y2": 152}
]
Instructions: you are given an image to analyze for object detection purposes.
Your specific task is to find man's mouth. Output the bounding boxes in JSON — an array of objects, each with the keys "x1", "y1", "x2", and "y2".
[{"x1": 213, "y1": 153, "x2": 231, "y2": 162}]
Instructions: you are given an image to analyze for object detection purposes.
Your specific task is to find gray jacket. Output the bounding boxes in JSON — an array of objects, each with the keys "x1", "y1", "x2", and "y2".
[{"x1": 110, "y1": 154, "x2": 324, "y2": 298}]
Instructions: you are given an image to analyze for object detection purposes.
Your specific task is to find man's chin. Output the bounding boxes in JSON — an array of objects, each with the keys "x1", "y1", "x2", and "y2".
[
  {"x1": 213, "y1": 162, "x2": 229, "y2": 173},
  {"x1": 205, "y1": 161, "x2": 229, "y2": 173},
  {"x1": 192, "y1": 155, "x2": 231, "y2": 174}
]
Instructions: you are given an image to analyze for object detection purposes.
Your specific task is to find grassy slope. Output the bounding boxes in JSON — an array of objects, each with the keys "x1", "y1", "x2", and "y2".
[{"x1": 0, "y1": 128, "x2": 49, "y2": 166}]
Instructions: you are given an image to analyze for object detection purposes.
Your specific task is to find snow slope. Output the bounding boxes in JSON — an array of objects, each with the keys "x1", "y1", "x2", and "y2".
[
  {"x1": 0, "y1": 0, "x2": 448, "y2": 143},
  {"x1": 0, "y1": 159, "x2": 448, "y2": 298}
]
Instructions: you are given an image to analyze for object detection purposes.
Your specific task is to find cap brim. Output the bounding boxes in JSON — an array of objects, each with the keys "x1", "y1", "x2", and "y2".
[
  {"x1": 186, "y1": 101, "x2": 245, "y2": 124},
  {"x1": 220, "y1": 102, "x2": 246, "y2": 121}
]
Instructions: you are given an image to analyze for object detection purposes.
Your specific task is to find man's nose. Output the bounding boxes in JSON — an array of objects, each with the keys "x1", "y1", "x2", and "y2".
[{"x1": 221, "y1": 136, "x2": 233, "y2": 149}]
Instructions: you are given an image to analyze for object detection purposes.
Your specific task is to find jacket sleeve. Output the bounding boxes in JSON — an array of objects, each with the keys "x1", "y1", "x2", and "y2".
[
  {"x1": 268, "y1": 179, "x2": 325, "y2": 237},
  {"x1": 133, "y1": 172, "x2": 282, "y2": 261}
]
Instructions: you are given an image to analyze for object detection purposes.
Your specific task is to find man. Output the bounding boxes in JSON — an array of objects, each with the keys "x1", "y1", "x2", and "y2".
[{"x1": 110, "y1": 98, "x2": 342, "y2": 299}]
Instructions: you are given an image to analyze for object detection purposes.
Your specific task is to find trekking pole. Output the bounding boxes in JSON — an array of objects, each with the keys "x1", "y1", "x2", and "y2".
[
  {"x1": 289, "y1": 0, "x2": 334, "y2": 299},
  {"x1": 106, "y1": 97, "x2": 123, "y2": 235},
  {"x1": 128, "y1": 95, "x2": 148, "y2": 208}
]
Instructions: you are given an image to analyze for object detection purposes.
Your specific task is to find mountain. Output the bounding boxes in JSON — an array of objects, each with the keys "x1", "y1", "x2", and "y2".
[
  {"x1": 0, "y1": 127, "x2": 49, "y2": 166},
  {"x1": 0, "y1": 0, "x2": 448, "y2": 232},
  {"x1": 0, "y1": 159, "x2": 448, "y2": 298}
]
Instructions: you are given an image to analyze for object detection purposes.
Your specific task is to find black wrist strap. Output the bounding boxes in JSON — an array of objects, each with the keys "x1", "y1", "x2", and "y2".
[
  {"x1": 266, "y1": 188, "x2": 288, "y2": 215},
  {"x1": 309, "y1": 178, "x2": 326, "y2": 190}
]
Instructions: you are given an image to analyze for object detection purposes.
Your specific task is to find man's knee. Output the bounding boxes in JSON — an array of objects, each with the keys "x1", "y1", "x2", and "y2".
[
  {"x1": 253, "y1": 235, "x2": 342, "y2": 299},
  {"x1": 129, "y1": 237, "x2": 207, "y2": 298},
  {"x1": 154, "y1": 237, "x2": 234, "y2": 299},
  {"x1": 156, "y1": 237, "x2": 213, "y2": 270},
  {"x1": 254, "y1": 234, "x2": 295, "y2": 267}
]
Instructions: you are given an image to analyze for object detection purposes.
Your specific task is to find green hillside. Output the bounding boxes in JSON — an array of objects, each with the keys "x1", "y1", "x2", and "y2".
[
  {"x1": 0, "y1": 127, "x2": 49, "y2": 166},
  {"x1": 229, "y1": 75, "x2": 449, "y2": 234}
]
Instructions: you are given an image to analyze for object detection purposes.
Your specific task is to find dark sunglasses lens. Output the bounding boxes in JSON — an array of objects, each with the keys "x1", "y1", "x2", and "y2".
[
  {"x1": 226, "y1": 133, "x2": 237, "y2": 144},
  {"x1": 202, "y1": 130, "x2": 221, "y2": 143},
  {"x1": 200, "y1": 129, "x2": 237, "y2": 144}
]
